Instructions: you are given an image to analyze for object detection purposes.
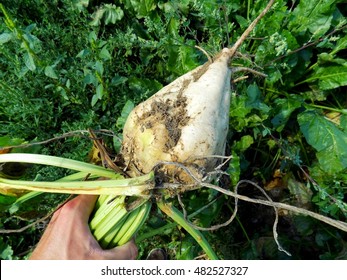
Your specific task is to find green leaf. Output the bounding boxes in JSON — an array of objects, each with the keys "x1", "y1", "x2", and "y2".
[
  {"x1": 167, "y1": 43, "x2": 199, "y2": 75},
  {"x1": 116, "y1": 100, "x2": 134, "y2": 129},
  {"x1": 83, "y1": 73, "x2": 97, "y2": 86},
  {"x1": 76, "y1": 48, "x2": 90, "y2": 58},
  {"x1": 94, "y1": 61, "x2": 104, "y2": 75},
  {"x1": 96, "y1": 83, "x2": 104, "y2": 99},
  {"x1": 0, "y1": 194, "x2": 16, "y2": 207},
  {"x1": 90, "y1": 4, "x2": 123, "y2": 26},
  {"x1": 88, "y1": 31, "x2": 97, "y2": 43},
  {"x1": 25, "y1": 23, "x2": 36, "y2": 33},
  {"x1": 91, "y1": 94, "x2": 99, "y2": 107},
  {"x1": 331, "y1": 34, "x2": 347, "y2": 55},
  {"x1": 230, "y1": 95, "x2": 252, "y2": 131},
  {"x1": 271, "y1": 97, "x2": 302, "y2": 131},
  {"x1": 288, "y1": 0, "x2": 336, "y2": 38},
  {"x1": 104, "y1": 5, "x2": 124, "y2": 25},
  {"x1": 90, "y1": 8, "x2": 105, "y2": 26},
  {"x1": 57, "y1": 86, "x2": 68, "y2": 100},
  {"x1": 235, "y1": 15, "x2": 249, "y2": 31},
  {"x1": 0, "y1": 32, "x2": 12, "y2": 44},
  {"x1": 317, "y1": 53, "x2": 346, "y2": 65},
  {"x1": 0, "y1": 136, "x2": 24, "y2": 147},
  {"x1": 246, "y1": 84, "x2": 270, "y2": 114},
  {"x1": 23, "y1": 52, "x2": 36, "y2": 71},
  {"x1": 234, "y1": 135, "x2": 254, "y2": 152},
  {"x1": 44, "y1": 66, "x2": 58, "y2": 79},
  {"x1": 111, "y1": 75, "x2": 128, "y2": 86},
  {"x1": 0, "y1": 236, "x2": 13, "y2": 260},
  {"x1": 341, "y1": 115, "x2": 347, "y2": 132},
  {"x1": 307, "y1": 66, "x2": 347, "y2": 90},
  {"x1": 176, "y1": 236, "x2": 196, "y2": 260},
  {"x1": 99, "y1": 46, "x2": 112, "y2": 60},
  {"x1": 228, "y1": 151, "x2": 240, "y2": 186},
  {"x1": 128, "y1": 77, "x2": 162, "y2": 97},
  {"x1": 130, "y1": 0, "x2": 156, "y2": 18},
  {"x1": 73, "y1": 0, "x2": 89, "y2": 12},
  {"x1": 298, "y1": 111, "x2": 347, "y2": 173}
]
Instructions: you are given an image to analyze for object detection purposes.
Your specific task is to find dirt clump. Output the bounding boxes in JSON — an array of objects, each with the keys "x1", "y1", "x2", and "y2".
[{"x1": 140, "y1": 93, "x2": 190, "y2": 151}]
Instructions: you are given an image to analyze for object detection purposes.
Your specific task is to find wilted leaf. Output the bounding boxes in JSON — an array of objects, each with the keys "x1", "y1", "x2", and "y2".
[
  {"x1": 0, "y1": 186, "x2": 28, "y2": 197},
  {"x1": 265, "y1": 169, "x2": 284, "y2": 191},
  {"x1": 265, "y1": 177, "x2": 283, "y2": 191},
  {"x1": 324, "y1": 111, "x2": 341, "y2": 126},
  {"x1": 298, "y1": 110, "x2": 347, "y2": 173},
  {"x1": 287, "y1": 177, "x2": 312, "y2": 206}
]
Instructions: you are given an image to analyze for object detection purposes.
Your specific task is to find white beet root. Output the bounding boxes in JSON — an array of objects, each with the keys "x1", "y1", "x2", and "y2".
[{"x1": 121, "y1": 48, "x2": 233, "y2": 182}]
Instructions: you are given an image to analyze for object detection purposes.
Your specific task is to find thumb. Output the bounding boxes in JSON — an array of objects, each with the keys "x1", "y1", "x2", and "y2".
[
  {"x1": 102, "y1": 240, "x2": 138, "y2": 260},
  {"x1": 72, "y1": 195, "x2": 98, "y2": 223}
]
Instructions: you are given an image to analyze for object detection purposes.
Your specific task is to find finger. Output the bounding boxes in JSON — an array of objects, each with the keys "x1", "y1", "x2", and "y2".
[
  {"x1": 68, "y1": 195, "x2": 98, "y2": 223},
  {"x1": 103, "y1": 240, "x2": 138, "y2": 260}
]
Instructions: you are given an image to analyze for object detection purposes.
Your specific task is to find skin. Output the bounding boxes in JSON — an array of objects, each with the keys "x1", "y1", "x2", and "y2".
[{"x1": 29, "y1": 195, "x2": 138, "y2": 260}]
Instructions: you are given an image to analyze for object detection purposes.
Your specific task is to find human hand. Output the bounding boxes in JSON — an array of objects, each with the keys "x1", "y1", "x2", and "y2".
[{"x1": 29, "y1": 195, "x2": 138, "y2": 260}]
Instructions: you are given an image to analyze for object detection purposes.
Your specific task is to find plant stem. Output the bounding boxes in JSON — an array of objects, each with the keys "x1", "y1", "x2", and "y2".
[
  {"x1": 226, "y1": 203, "x2": 251, "y2": 243},
  {"x1": 137, "y1": 196, "x2": 221, "y2": 243},
  {"x1": 157, "y1": 201, "x2": 219, "y2": 260},
  {"x1": 136, "y1": 222, "x2": 175, "y2": 243},
  {"x1": 0, "y1": 153, "x2": 120, "y2": 178},
  {"x1": 0, "y1": 174, "x2": 153, "y2": 196},
  {"x1": 247, "y1": 0, "x2": 251, "y2": 20},
  {"x1": 308, "y1": 104, "x2": 347, "y2": 114}
]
